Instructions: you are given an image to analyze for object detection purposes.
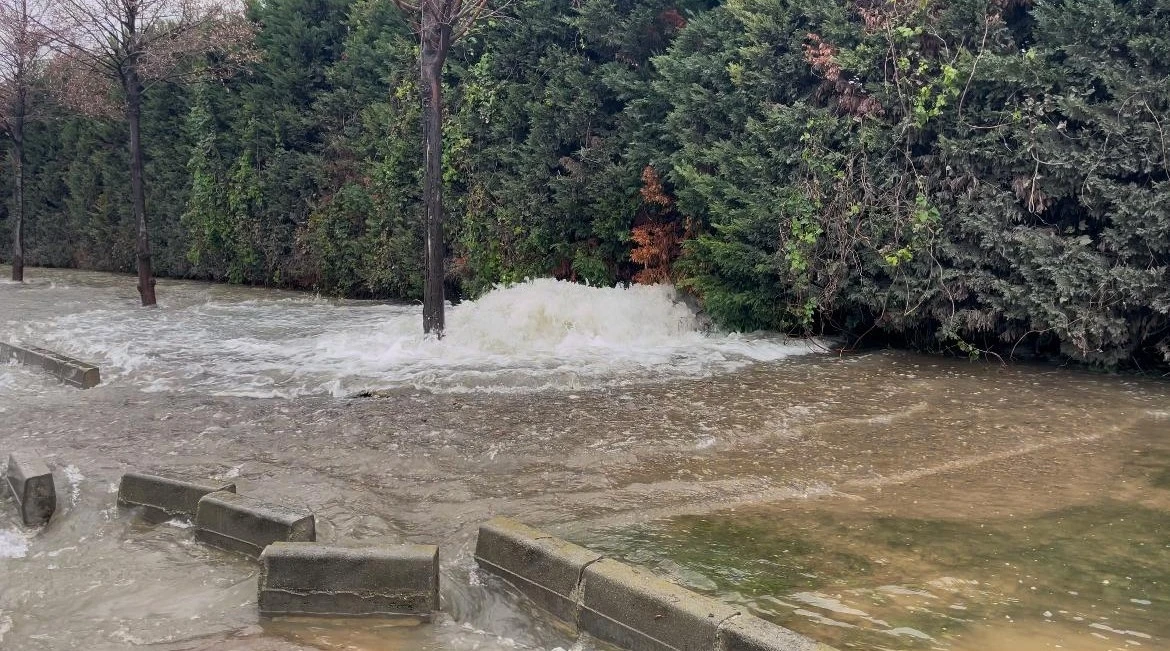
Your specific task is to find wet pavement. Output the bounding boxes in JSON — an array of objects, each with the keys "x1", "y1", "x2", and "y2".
[{"x1": 2, "y1": 267, "x2": 1168, "y2": 650}]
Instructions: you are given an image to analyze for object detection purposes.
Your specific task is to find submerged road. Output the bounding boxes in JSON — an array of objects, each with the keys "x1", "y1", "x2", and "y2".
[{"x1": 2, "y1": 268, "x2": 1168, "y2": 650}]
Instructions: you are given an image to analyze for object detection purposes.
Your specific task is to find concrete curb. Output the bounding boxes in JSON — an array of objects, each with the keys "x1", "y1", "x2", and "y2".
[
  {"x1": 118, "y1": 472, "x2": 236, "y2": 519},
  {"x1": 718, "y1": 613, "x2": 836, "y2": 651},
  {"x1": 195, "y1": 491, "x2": 315, "y2": 557},
  {"x1": 5, "y1": 452, "x2": 57, "y2": 526},
  {"x1": 258, "y1": 543, "x2": 439, "y2": 617},
  {"x1": 580, "y1": 558, "x2": 741, "y2": 651},
  {"x1": 1, "y1": 341, "x2": 100, "y2": 389},
  {"x1": 474, "y1": 518, "x2": 834, "y2": 651},
  {"x1": 474, "y1": 517, "x2": 602, "y2": 623}
]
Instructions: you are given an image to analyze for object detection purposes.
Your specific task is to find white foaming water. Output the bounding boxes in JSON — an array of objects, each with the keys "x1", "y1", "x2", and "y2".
[
  {"x1": 63, "y1": 465, "x2": 84, "y2": 506},
  {"x1": 0, "y1": 528, "x2": 29, "y2": 559},
  {"x1": 0, "y1": 359, "x2": 61, "y2": 398},
  {"x1": 19, "y1": 279, "x2": 823, "y2": 397}
]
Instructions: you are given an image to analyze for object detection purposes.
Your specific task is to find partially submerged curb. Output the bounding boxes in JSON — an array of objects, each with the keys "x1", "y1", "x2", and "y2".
[
  {"x1": 119, "y1": 471, "x2": 441, "y2": 619},
  {"x1": 580, "y1": 557, "x2": 742, "y2": 650},
  {"x1": 118, "y1": 472, "x2": 236, "y2": 519},
  {"x1": 195, "y1": 490, "x2": 316, "y2": 557},
  {"x1": 5, "y1": 452, "x2": 57, "y2": 526},
  {"x1": 475, "y1": 517, "x2": 835, "y2": 651},
  {"x1": 259, "y1": 543, "x2": 440, "y2": 617},
  {"x1": 473, "y1": 517, "x2": 601, "y2": 623},
  {"x1": 1, "y1": 341, "x2": 101, "y2": 389},
  {"x1": 110, "y1": 475, "x2": 829, "y2": 644}
]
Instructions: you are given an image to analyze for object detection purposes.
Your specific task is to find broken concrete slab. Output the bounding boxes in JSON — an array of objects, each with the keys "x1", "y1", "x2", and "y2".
[
  {"x1": 474, "y1": 517, "x2": 602, "y2": 623},
  {"x1": 258, "y1": 543, "x2": 439, "y2": 617},
  {"x1": 1, "y1": 341, "x2": 100, "y2": 389},
  {"x1": 5, "y1": 452, "x2": 57, "y2": 526},
  {"x1": 579, "y1": 558, "x2": 741, "y2": 651},
  {"x1": 194, "y1": 491, "x2": 314, "y2": 557},
  {"x1": 118, "y1": 472, "x2": 236, "y2": 519}
]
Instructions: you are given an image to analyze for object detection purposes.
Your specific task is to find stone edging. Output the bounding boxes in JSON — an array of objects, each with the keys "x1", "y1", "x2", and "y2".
[
  {"x1": 474, "y1": 517, "x2": 837, "y2": 651},
  {"x1": 1, "y1": 341, "x2": 101, "y2": 389}
]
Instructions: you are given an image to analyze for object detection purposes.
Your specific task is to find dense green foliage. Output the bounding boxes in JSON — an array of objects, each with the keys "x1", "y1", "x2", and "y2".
[
  {"x1": 2, "y1": 0, "x2": 1168, "y2": 367},
  {"x1": 668, "y1": 0, "x2": 1170, "y2": 367}
]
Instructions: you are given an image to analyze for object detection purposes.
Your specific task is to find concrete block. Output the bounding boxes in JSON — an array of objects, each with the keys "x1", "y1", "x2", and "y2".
[
  {"x1": 258, "y1": 543, "x2": 439, "y2": 617},
  {"x1": 1, "y1": 341, "x2": 100, "y2": 389},
  {"x1": 474, "y1": 517, "x2": 602, "y2": 623},
  {"x1": 718, "y1": 614, "x2": 837, "y2": 651},
  {"x1": 5, "y1": 452, "x2": 56, "y2": 526},
  {"x1": 470, "y1": 518, "x2": 834, "y2": 651},
  {"x1": 579, "y1": 558, "x2": 741, "y2": 651},
  {"x1": 118, "y1": 472, "x2": 236, "y2": 519},
  {"x1": 195, "y1": 491, "x2": 315, "y2": 557}
]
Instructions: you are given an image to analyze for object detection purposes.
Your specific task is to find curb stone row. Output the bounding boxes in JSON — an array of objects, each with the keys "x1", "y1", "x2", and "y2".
[
  {"x1": 474, "y1": 517, "x2": 836, "y2": 651},
  {"x1": 4, "y1": 458, "x2": 831, "y2": 650},
  {"x1": 117, "y1": 471, "x2": 440, "y2": 618}
]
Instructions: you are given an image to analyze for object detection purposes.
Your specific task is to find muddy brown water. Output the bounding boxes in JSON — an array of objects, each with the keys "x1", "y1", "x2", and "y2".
[{"x1": 1, "y1": 268, "x2": 1168, "y2": 650}]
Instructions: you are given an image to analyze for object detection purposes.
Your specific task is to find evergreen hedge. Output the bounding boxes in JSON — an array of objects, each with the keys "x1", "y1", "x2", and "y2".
[{"x1": 2, "y1": 0, "x2": 1167, "y2": 368}]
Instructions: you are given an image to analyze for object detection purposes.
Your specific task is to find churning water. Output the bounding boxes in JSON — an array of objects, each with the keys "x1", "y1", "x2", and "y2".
[
  {"x1": 0, "y1": 528, "x2": 28, "y2": 559},
  {"x1": 2, "y1": 272, "x2": 821, "y2": 398},
  {"x1": 3, "y1": 267, "x2": 1170, "y2": 651}
]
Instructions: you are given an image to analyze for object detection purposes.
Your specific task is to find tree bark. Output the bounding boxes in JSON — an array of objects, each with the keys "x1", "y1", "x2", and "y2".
[
  {"x1": 10, "y1": 99, "x2": 25, "y2": 283},
  {"x1": 419, "y1": 5, "x2": 450, "y2": 336},
  {"x1": 125, "y1": 66, "x2": 156, "y2": 306}
]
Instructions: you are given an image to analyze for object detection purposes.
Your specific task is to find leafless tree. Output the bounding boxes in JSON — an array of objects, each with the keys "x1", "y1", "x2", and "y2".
[
  {"x1": 45, "y1": 0, "x2": 255, "y2": 306},
  {"x1": 391, "y1": 0, "x2": 495, "y2": 336},
  {"x1": 0, "y1": 0, "x2": 51, "y2": 282}
]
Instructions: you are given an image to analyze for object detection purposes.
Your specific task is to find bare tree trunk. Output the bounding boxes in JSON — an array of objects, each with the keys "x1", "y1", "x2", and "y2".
[
  {"x1": 7, "y1": 0, "x2": 29, "y2": 283},
  {"x1": 419, "y1": 5, "x2": 450, "y2": 336},
  {"x1": 10, "y1": 104, "x2": 24, "y2": 283},
  {"x1": 125, "y1": 67, "x2": 156, "y2": 306}
]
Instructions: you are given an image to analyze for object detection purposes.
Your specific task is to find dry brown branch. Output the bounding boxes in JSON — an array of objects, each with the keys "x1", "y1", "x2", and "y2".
[
  {"x1": 43, "y1": 0, "x2": 257, "y2": 111},
  {"x1": 0, "y1": 0, "x2": 52, "y2": 133},
  {"x1": 1, "y1": 0, "x2": 54, "y2": 281}
]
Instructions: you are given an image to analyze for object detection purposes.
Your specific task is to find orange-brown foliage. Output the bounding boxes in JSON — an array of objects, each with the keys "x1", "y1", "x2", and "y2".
[
  {"x1": 660, "y1": 8, "x2": 687, "y2": 31},
  {"x1": 805, "y1": 33, "x2": 882, "y2": 119},
  {"x1": 803, "y1": 33, "x2": 841, "y2": 82},
  {"x1": 631, "y1": 166, "x2": 685, "y2": 284},
  {"x1": 640, "y1": 165, "x2": 674, "y2": 208},
  {"x1": 631, "y1": 221, "x2": 681, "y2": 284}
]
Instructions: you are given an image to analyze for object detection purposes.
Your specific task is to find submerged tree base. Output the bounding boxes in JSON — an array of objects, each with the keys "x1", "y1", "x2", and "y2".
[{"x1": 1, "y1": 0, "x2": 1167, "y2": 369}]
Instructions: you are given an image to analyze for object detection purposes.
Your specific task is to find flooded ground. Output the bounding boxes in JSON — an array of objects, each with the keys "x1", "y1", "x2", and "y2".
[
  {"x1": 580, "y1": 421, "x2": 1170, "y2": 651},
  {"x1": 1, "y1": 267, "x2": 1168, "y2": 651}
]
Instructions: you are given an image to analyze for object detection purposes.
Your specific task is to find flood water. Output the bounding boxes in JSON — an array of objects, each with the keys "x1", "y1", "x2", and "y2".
[{"x1": 1, "y1": 267, "x2": 1168, "y2": 651}]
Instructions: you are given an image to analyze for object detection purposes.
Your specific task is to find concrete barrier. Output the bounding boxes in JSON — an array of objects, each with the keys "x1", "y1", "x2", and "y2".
[
  {"x1": 474, "y1": 517, "x2": 602, "y2": 623},
  {"x1": 474, "y1": 518, "x2": 834, "y2": 651},
  {"x1": 118, "y1": 472, "x2": 236, "y2": 519},
  {"x1": 0, "y1": 341, "x2": 100, "y2": 389},
  {"x1": 195, "y1": 491, "x2": 315, "y2": 557},
  {"x1": 580, "y1": 558, "x2": 741, "y2": 651},
  {"x1": 5, "y1": 452, "x2": 57, "y2": 526},
  {"x1": 718, "y1": 613, "x2": 832, "y2": 651},
  {"x1": 258, "y1": 543, "x2": 439, "y2": 617}
]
